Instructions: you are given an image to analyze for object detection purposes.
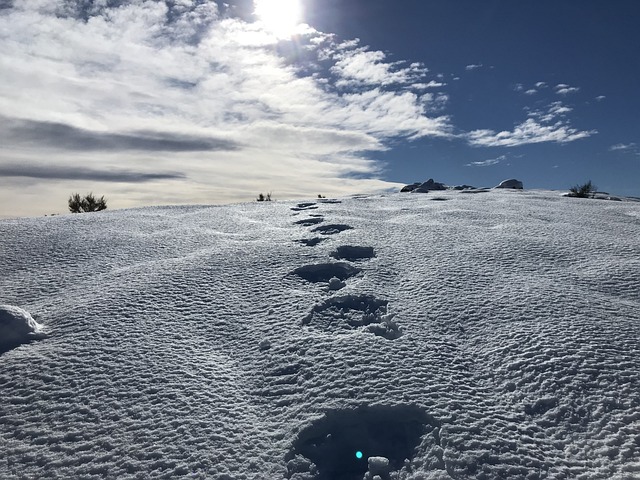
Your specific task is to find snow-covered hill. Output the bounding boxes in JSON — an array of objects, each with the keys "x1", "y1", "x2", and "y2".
[{"x1": 1, "y1": 190, "x2": 639, "y2": 479}]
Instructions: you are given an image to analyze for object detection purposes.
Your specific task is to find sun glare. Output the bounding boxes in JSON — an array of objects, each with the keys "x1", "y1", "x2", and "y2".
[{"x1": 254, "y1": 0, "x2": 302, "y2": 38}]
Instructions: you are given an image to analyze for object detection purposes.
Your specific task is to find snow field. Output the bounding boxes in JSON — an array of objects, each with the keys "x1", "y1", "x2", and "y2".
[{"x1": 0, "y1": 190, "x2": 639, "y2": 479}]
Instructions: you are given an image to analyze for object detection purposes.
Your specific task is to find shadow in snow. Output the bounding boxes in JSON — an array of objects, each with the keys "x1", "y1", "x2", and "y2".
[{"x1": 286, "y1": 404, "x2": 437, "y2": 480}]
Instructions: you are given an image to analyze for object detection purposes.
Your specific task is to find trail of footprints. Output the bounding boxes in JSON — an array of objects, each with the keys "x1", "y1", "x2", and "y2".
[
  {"x1": 260, "y1": 201, "x2": 402, "y2": 410},
  {"x1": 289, "y1": 202, "x2": 402, "y2": 340},
  {"x1": 259, "y1": 202, "x2": 422, "y2": 480}
]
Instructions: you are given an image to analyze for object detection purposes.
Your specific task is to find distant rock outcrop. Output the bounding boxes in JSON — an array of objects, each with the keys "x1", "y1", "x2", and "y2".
[
  {"x1": 400, "y1": 182, "x2": 421, "y2": 192},
  {"x1": 401, "y1": 179, "x2": 447, "y2": 193},
  {"x1": 495, "y1": 179, "x2": 524, "y2": 189},
  {"x1": 414, "y1": 179, "x2": 447, "y2": 193}
]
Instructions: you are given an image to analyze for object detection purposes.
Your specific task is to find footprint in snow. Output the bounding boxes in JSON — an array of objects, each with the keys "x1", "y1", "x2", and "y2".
[
  {"x1": 258, "y1": 357, "x2": 311, "y2": 408},
  {"x1": 302, "y1": 294, "x2": 402, "y2": 340},
  {"x1": 295, "y1": 237, "x2": 327, "y2": 247},
  {"x1": 330, "y1": 245, "x2": 375, "y2": 261},
  {"x1": 292, "y1": 263, "x2": 360, "y2": 283},
  {"x1": 291, "y1": 202, "x2": 319, "y2": 211},
  {"x1": 311, "y1": 224, "x2": 353, "y2": 235},
  {"x1": 286, "y1": 404, "x2": 437, "y2": 480},
  {"x1": 294, "y1": 217, "x2": 324, "y2": 227}
]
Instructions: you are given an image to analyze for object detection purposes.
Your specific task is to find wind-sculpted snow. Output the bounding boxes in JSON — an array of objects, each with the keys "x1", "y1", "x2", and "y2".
[
  {"x1": 1, "y1": 191, "x2": 639, "y2": 479},
  {"x1": 0, "y1": 305, "x2": 47, "y2": 354}
]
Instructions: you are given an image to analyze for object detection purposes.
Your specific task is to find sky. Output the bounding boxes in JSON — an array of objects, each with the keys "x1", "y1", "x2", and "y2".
[{"x1": 1, "y1": 0, "x2": 639, "y2": 217}]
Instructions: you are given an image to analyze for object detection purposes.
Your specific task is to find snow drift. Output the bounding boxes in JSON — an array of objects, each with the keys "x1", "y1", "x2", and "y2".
[{"x1": 0, "y1": 304, "x2": 46, "y2": 353}]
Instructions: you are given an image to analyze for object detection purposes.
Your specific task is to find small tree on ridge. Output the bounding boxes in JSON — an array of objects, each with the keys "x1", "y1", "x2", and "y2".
[{"x1": 69, "y1": 193, "x2": 107, "y2": 213}]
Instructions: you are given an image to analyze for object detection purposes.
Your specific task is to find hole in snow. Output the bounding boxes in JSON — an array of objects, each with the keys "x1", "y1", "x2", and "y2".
[
  {"x1": 302, "y1": 294, "x2": 401, "y2": 339},
  {"x1": 296, "y1": 238, "x2": 326, "y2": 247},
  {"x1": 286, "y1": 404, "x2": 435, "y2": 480},
  {"x1": 295, "y1": 217, "x2": 324, "y2": 226},
  {"x1": 292, "y1": 263, "x2": 360, "y2": 283},
  {"x1": 291, "y1": 203, "x2": 318, "y2": 211},
  {"x1": 330, "y1": 246, "x2": 375, "y2": 261},
  {"x1": 312, "y1": 224, "x2": 353, "y2": 235}
]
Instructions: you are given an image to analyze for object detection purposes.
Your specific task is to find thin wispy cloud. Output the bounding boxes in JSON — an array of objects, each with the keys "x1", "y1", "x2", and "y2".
[
  {"x1": 610, "y1": 143, "x2": 636, "y2": 151},
  {"x1": 554, "y1": 84, "x2": 580, "y2": 95},
  {"x1": 466, "y1": 155, "x2": 506, "y2": 167},
  {"x1": 609, "y1": 143, "x2": 639, "y2": 156},
  {"x1": 465, "y1": 64, "x2": 483, "y2": 71},
  {"x1": 0, "y1": 163, "x2": 185, "y2": 183},
  {"x1": 1, "y1": 117, "x2": 239, "y2": 152}
]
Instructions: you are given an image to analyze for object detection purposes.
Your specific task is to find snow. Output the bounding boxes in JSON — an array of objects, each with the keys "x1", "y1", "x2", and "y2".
[
  {"x1": 1, "y1": 189, "x2": 640, "y2": 479},
  {"x1": 495, "y1": 179, "x2": 524, "y2": 189},
  {"x1": 0, "y1": 304, "x2": 46, "y2": 352}
]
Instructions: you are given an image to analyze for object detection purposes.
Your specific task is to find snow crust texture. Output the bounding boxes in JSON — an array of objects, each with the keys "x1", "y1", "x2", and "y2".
[{"x1": 1, "y1": 190, "x2": 640, "y2": 479}]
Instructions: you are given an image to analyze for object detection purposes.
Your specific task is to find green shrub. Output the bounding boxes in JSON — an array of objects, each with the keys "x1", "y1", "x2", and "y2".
[
  {"x1": 256, "y1": 192, "x2": 272, "y2": 202},
  {"x1": 569, "y1": 181, "x2": 596, "y2": 198},
  {"x1": 68, "y1": 193, "x2": 107, "y2": 213}
]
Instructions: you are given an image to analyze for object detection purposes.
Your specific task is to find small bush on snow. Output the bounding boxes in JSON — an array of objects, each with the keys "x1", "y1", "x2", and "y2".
[
  {"x1": 568, "y1": 180, "x2": 596, "y2": 198},
  {"x1": 69, "y1": 192, "x2": 107, "y2": 213}
]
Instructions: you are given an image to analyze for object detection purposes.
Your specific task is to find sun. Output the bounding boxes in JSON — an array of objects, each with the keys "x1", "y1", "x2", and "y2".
[{"x1": 253, "y1": 0, "x2": 302, "y2": 38}]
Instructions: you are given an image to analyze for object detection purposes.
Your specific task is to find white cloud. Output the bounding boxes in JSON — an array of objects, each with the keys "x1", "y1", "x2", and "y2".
[
  {"x1": 466, "y1": 155, "x2": 506, "y2": 167},
  {"x1": 609, "y1": 143, "x2": 636, "y2": 151},
  {"x1": 0, "y1": 0, "x2": 450, "y2": 216},
  {"x1": 535, "y1": 82, "x2": 547, "y2": 88},
  {"x1": 528, "y1": 101, "x2": 573, "y2": 123},
  {"x1": 525, "y1": 89, "x2": 537, "y2": 95},
  {"x1": 467, "y1": 119, "x2": 596, "y2": 147},
  {"x1": 474, "y1": 100, "x2": 589, "y2": 147},
  {"x1": 595, "y1": 95, "x2": 606, "y2": 102},
  {"x1": 413, "y1": 81, "x2": 446, "y2": 90},
  {"x1": 555, "y1": 84, "x2": 580, "y2": 95},
  {"x1": 328, "y1": 44, "x2": 431, "y2": 89},
  {"x1": 465, "y1": 64, "x2": 483, "y2": 71}
]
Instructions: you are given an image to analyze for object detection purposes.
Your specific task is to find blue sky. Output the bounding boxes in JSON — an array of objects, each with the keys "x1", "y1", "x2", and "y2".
[
  {"x1": 1, "y1": 0, "x2": 638, "y2": 217},
  {"x1": 305, "y1": 0, "x2": 640, "y2": 193}
]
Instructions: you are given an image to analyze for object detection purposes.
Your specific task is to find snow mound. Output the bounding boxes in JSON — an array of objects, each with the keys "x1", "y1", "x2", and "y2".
[
  {"x1": 0, "y1": 305, "x2": 46, "y2": 353},
  {"x1": 494, "y1": 178, "x2": 523, "y2": 189}
]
